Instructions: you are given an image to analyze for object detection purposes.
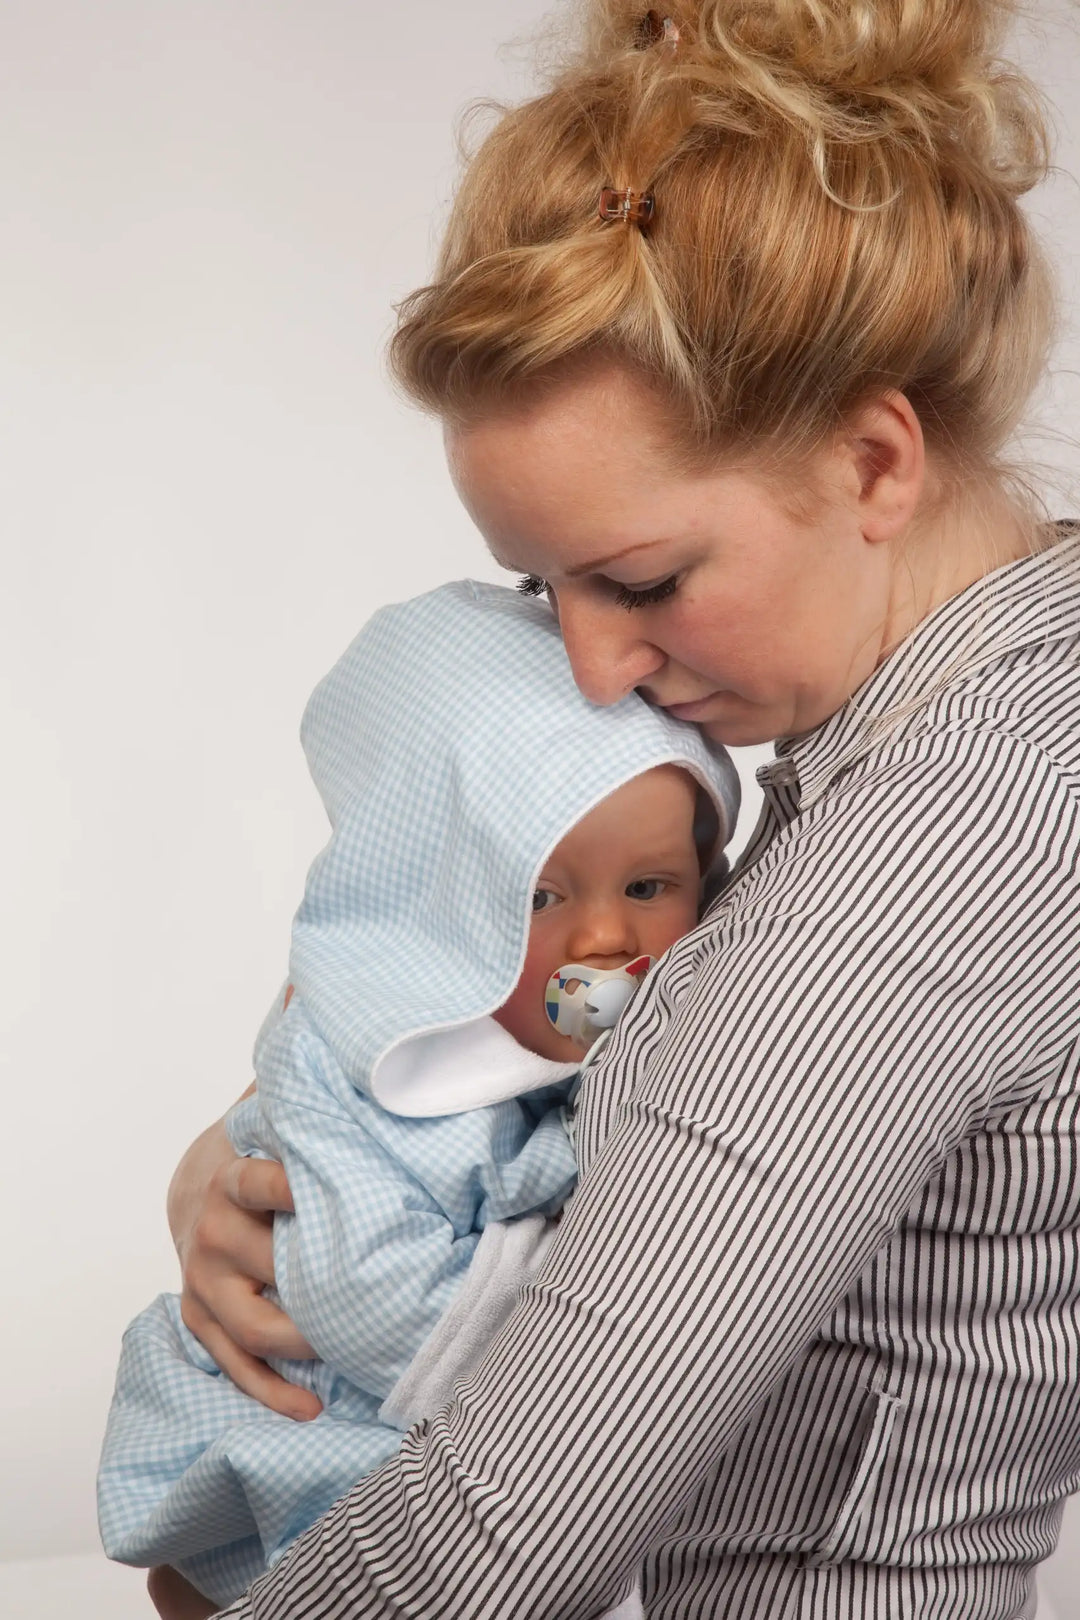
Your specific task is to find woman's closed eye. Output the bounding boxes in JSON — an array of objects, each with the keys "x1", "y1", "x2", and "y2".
[
  {"x1": 612, "y1": 576, "x2": 679, "y2": 610},
  {"x1": 516, "y1": 573, "x2": 680, "y2": 611}
]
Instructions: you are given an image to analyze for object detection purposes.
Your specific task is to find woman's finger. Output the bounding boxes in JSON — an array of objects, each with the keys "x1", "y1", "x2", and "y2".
[
  {"x1": 193, "y1": 1275, "x2": 318, "y2": 1363},
  {"x1": 223, "y1": 1154, "x2": 295, "y2": 1215},
  {"x1": 187, "y1": 1202, "x2": 278, "y2": 1289},
  {"x1": 180, "y1": 1297, "x2": 323, "y2": 1422}
]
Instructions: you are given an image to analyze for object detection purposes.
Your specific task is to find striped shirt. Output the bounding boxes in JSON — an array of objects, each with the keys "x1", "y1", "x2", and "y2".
[{"x1": 217, "y1": 530, "x2": 1080, "y2": 1620}]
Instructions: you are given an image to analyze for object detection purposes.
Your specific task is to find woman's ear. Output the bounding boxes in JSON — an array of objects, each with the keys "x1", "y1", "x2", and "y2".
[{"x1": 841, "y1": 391, "x2": 926, "y2": 544}]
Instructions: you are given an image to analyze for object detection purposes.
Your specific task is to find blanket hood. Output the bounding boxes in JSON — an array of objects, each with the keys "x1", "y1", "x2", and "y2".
[{"x1": 280, "y1": 580, "x2": 740, "y2": 1116}]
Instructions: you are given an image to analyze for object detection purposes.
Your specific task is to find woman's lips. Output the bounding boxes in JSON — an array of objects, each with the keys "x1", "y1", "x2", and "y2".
[{"x1": 663, "y1": 694, "x2": 722, "y2": 721}]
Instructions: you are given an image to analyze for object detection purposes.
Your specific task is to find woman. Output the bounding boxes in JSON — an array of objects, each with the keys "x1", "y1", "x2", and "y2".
[{"x1": 162, "y1": 2, "x2": 1080, "y2": 1615}]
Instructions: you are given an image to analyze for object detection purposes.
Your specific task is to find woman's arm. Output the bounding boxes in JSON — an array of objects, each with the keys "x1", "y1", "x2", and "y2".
[
  {"x1": 168, "y1": 1087, "x2": 322, "y2": 1421},
  {"x1": 210, "y1": 731, "x2": 1080, "y2": 1618}
]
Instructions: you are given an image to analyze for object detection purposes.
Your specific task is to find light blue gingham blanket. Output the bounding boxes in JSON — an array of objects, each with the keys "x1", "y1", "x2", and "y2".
[{"x1": 97, "y1": 581, "x2": 740, "y2": 1605}]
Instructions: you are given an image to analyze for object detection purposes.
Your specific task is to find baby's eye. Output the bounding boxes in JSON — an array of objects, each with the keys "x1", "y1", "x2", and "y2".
[
  {"x1": 626, "y1": 878, "x2": 666, "y2": 901},
  {"x1": 532, "y1": 887, "x2": 560, "y2": 913}
]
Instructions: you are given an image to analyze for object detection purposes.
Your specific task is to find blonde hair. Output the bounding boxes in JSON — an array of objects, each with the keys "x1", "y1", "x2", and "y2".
[{"x1": 389, "y1": 0, "x2": 1055, "y2": 485}]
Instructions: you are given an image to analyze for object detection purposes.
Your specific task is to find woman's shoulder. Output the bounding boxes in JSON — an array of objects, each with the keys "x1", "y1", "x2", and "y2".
[
  {"x1": 746, "y1": 720, "x2": 1080, "y2": 916},
  {"x1": 913, "y1": 649, "x2": 1080, "y2": 803},
  {"x1": 840, "y1": 702, "x2": 1080, "y2": 833}
]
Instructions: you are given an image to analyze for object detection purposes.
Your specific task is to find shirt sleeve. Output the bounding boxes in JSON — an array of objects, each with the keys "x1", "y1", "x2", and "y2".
[{"x1": 212, "y1": 728, "x2": 1080, "y2": 1620}]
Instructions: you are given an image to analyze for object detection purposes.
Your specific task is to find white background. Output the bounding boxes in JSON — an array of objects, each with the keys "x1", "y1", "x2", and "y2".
[{"x1": 1, "y1": 2, "x2": 1078, "y2": 1614}]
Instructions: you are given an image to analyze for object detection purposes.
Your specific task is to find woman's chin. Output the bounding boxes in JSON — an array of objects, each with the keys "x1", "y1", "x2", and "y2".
[{"x1": 699, "y1": 713, "x2": 776, "y2": 747}]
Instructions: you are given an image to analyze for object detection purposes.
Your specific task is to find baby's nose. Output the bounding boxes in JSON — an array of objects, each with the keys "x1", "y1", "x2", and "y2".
[{"x1": 567, "y1": 904, "x2": 637, "y2": 961}]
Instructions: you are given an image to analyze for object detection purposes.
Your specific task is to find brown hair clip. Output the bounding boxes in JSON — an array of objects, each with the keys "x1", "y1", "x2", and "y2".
[
  {"x1": 637, "y1": 11, "x2": 680, "y2": 49},
  {"x1": 598, "y1": 187, "x2": 656, "y2": 230}
]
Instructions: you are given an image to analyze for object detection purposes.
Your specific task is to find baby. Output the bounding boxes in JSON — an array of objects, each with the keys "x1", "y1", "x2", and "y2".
[{"x1": 98, "y1": 581, "x2": 739, "y2": 1613}]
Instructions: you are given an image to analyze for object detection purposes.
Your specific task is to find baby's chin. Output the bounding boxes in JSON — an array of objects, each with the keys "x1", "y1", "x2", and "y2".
[
  {"x1": 528, "y1": 1027, "x2": 589, "y2": 1065},
  {"x1": 492, "y1": 1002, "x2": 585, "y2": 1065}
]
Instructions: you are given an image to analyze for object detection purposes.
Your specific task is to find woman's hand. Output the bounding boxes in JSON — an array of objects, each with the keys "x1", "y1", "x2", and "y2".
[
  {"x1": 147, "y1": 1565, "x2": 219, "y2": 1620},
  {"x1": 169, "y1": 1091, "x2": 322, "y2": 1420}
]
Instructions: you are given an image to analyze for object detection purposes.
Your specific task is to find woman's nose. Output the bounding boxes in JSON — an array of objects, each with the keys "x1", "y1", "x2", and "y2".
[{"x1": 553, "y1": 589, "x2": 665, "y2": 706}]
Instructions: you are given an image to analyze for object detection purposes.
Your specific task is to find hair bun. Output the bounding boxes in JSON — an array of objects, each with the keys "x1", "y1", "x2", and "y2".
[
  {"x1": 602, "y1": 0, "x2": 1007, "y2": 84},
  {"x1": 696, "y1": 0, "x2": 1005, "y2": 87},
  {"x1": 585, "y1": 0, "x2": 1046, "y2": 196}
]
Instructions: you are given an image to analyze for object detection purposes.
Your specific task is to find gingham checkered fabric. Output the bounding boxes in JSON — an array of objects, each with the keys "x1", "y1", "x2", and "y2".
[{"x1": 97, "y1": 582, "x2": 740, "y2": 1605}]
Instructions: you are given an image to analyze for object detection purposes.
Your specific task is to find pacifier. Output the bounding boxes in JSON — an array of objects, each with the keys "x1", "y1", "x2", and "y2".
[{"x1": 544, "y1": 954, "x2": 655, "y2": 1048}]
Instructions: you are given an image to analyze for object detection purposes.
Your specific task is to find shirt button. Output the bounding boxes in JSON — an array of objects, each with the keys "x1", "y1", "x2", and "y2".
[{"x1": 756, "y1": 758, "x2": 799, "y2": 788}]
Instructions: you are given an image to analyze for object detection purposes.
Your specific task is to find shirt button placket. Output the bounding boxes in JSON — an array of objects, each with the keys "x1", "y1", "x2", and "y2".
[{"x1": 755, "y1": 757, "x2": 802, "y2": 826}]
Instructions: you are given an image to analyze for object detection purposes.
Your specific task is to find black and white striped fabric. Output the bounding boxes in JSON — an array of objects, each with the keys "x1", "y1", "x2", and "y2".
[{"x1": 217, "y1": 531, "x2": 1080, "y2": 1620}]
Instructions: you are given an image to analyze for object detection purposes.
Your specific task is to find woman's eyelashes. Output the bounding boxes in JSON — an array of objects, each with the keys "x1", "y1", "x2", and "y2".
[
  {"x1": 516, "y1": 573, "x2": 679, "y2": 610},
  {"x1": 613, "y1": 576, "x2": 679, "y2": 611}
]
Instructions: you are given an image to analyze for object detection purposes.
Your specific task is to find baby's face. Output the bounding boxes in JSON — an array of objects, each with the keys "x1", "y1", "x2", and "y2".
[{"x1": 493, "y1": 765, "x2": 703, "y2": 1062}]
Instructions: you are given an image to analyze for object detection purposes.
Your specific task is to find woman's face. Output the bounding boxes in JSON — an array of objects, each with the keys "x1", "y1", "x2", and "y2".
[{"x1": 445, "y1": 365, "x2": 918, "y2": 745}]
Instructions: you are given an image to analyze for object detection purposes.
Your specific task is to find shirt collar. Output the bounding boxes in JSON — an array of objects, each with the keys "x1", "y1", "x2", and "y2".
[{"x1": 775, "y1": 525, "x2": 1080, "y2": 810}]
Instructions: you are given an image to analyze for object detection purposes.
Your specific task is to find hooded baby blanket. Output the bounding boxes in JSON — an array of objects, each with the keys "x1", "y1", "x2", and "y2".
[{"x1": 98, "y1": 581, "x2": 740, "y2": 1605}]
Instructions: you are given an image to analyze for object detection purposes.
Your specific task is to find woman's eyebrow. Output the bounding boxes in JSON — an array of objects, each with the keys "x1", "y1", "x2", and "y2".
[
  {"x1": 563, "y1": 539, "x2": 672, "y2": 578},
  {"x1": 492, "y1": 537, "x2": 673, "y2": 578}
]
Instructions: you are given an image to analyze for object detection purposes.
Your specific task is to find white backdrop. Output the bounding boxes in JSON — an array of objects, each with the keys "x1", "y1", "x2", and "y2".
[{"x1": 1, "y1": 2, "x2": 1078, "y2": 1614}]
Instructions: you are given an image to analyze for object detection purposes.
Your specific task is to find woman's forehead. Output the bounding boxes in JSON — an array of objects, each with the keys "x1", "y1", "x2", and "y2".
[
  {"x1": 445, "y1": 381, "x2": 742, "y2": 569},
  {"x1": 445, "y1": 364, "x2": 675, "y2": 479}
]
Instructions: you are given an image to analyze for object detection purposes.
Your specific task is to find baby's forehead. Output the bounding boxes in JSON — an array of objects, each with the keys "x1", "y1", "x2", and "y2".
[
  {"x1": 552, "y1": 765, "x2": 702, "y2": 849},
  {"x1": 595, "y1": 762, "x2": 697, "y2": 806}
]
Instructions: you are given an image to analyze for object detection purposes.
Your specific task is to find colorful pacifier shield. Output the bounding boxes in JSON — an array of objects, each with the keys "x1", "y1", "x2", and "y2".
[{"x1": 544, "y1": 954, "x2": 654, "y2": 1044}]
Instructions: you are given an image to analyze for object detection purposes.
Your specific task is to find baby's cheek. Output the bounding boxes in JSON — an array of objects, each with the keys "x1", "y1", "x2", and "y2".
[
  {"x1": 656, "y1": 895, "x2": 703, "y2": 951},
  {"x1": 493, "y1": 952, "x2": 547, "y2": 1044},
  {"x1": 493, "y1": 942, "x2": 578, "y2": 1059}
]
